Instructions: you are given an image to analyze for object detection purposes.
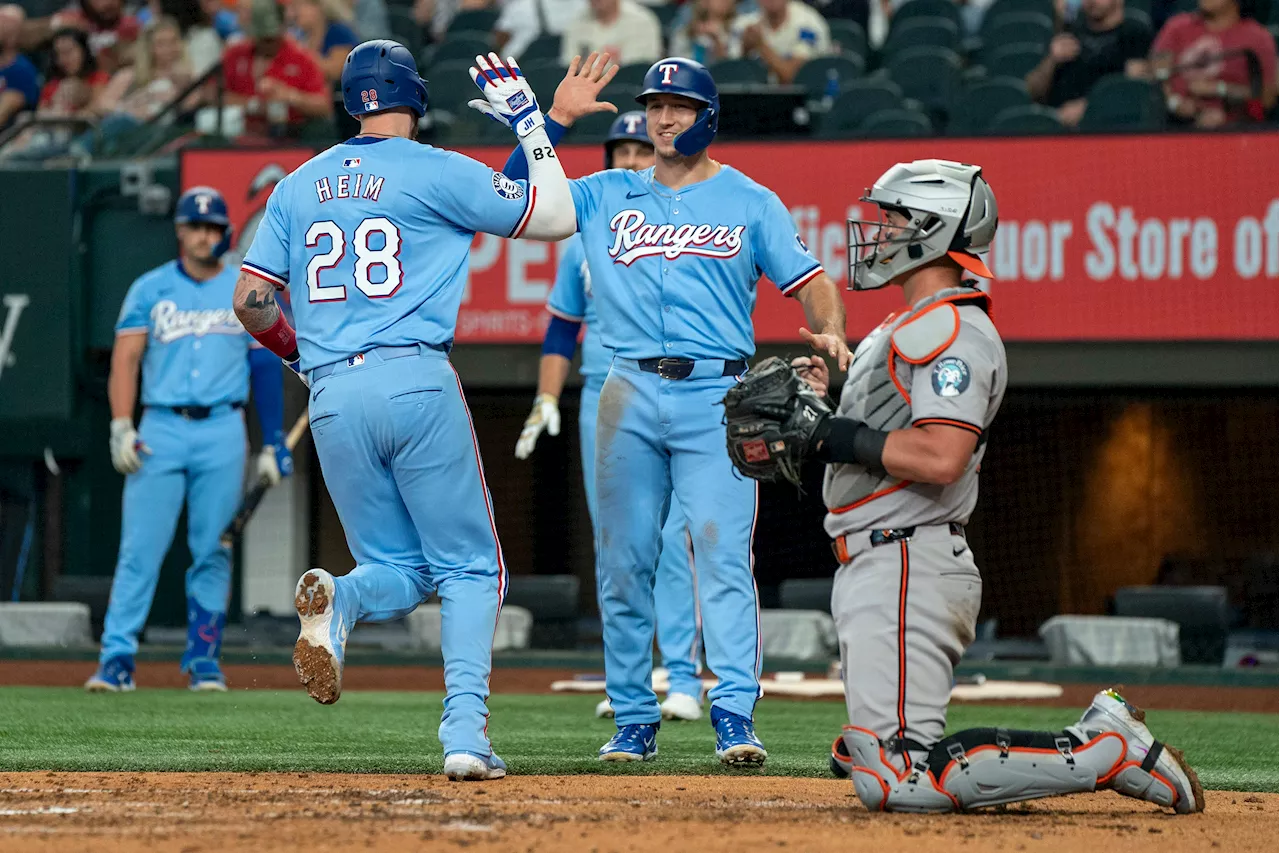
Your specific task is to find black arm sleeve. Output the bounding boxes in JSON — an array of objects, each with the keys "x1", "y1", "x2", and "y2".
[{"x1": 812, "y1": 416, "x2": 888, "y2": 471}]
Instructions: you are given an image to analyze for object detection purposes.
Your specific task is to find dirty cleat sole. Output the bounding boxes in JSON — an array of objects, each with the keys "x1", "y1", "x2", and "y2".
[{"x1": 293, "y1": 570, "x2": 343, "y2": 705}]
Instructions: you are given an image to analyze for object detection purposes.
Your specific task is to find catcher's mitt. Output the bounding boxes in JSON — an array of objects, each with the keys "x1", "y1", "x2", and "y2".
[{"x1": 720, "y1": 357, "x2": 831, "y2": 487}]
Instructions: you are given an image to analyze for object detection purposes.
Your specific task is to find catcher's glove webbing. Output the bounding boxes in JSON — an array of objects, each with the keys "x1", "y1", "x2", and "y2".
[{"x1": 720, "y1": 356, "x2": 831, "y2": 487}]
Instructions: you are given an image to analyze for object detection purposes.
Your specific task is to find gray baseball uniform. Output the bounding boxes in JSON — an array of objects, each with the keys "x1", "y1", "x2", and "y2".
[{"x1": 824, "y1": 286, "x2": 1007, "y2": 768}]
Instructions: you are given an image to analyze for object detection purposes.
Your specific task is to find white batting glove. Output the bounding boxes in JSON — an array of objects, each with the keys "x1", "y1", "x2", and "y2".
[
  {"x1": 108, "y1": 417, "x2": 149, "y2": 475},
  {"x1": 467, "y1": 53, "x2": 545, "y2": 138},
  {"x1": 515, "y1": 393, "x2": 561, "y2": 459},
  {"x1": 256, "y1": 445, "x2": 283, "y2": 487}
]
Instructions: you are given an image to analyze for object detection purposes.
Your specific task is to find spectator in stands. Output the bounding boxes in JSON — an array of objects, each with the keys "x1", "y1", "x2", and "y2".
[
  {"x1": 1136, "y1": 0, "x2": 1277, "y2": 125},
  {"x1": 560, "y1": 0, "x2": 663, "y2": 66},
  {"x1": 221, "y1": 0, "x2": 331, "y2": 135},
  {"x1": 736, "y1": 0, "x2": 832, "y2": 83},
  {"x1": 0, "y1": 4, "x2": 40, "y2": 133},
  {"x1": 413, "y1": 0, "x2": 491, "y2": 45},
  {"x1": 149, "y1": 0, "x2": 224, "y2": 78},
  {"x1": 28, "y1": 0, "x2": 141, "y2": 73},
  {"x1": 670, "y1": 0, "x2": 744, "y2": 64},
  {"x1": 351, "y1": 0, "x2": 390, "y2": 39},
  {"x1": 494, "y1": 0, "x2": 586, "y2": 58},
  {"x1": 1025, "y1": 0, "x2": 1152, "y2": 127},
  {"x1": 89, "y1": 15, "x2": 192, "y2": 128},
  {"x1": 288, "y1": 0, "x2": 357, "y2": 82},
  {"x1": 39, "y1": 27, "x2": 109, "y2": 116}
]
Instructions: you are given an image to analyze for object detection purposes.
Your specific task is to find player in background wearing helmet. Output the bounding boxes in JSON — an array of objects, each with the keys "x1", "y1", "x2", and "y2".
[
  {"x1": 800, "y1": 159, "x2": 1203, "y2": 815},
  {"x1": 86, "y1": 186, "x2": 290, "y2": 694},
  {"x1": 493, "y1": 57, "x2": 851, "y2": 766},
  {"x1": 513, "y1": 111, "x2": 706, "y2": 724},
  {"x1": 234, "y1": 40, "x2": 581, "y2": 780}
]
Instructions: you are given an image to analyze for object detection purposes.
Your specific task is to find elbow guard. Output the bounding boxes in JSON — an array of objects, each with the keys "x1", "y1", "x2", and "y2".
[{"x1": 542, "y1": 315, "x2": 581, "y2": 359}]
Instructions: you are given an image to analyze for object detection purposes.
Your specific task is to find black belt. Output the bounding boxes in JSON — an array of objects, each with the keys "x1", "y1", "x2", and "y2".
[
  {"x1": 160, "y1": 402, "x2": 245, "y2": 420},
  {"x1": 636, "y1": 357, "x2": 747, "y2": 380}
]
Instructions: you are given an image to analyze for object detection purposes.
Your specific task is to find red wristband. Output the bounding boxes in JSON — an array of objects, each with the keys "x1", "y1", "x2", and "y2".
[{"x1": 250, "y1": 312, "x2": 298, "y2": 359}]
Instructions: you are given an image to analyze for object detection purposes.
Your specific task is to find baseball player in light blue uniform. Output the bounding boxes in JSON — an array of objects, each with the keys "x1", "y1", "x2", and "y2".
[
  {"x1": 498, "y1": 57, "x2": 852, "y2": 765},
  {"x1": 233, "y1": 41, "x2": 578, "y2": 781},
  {"x1": 85, "y1": 186, "x2": 290, "y2": 694},
  {"x1": 512, "y1": 113, "x2": 705, "y2": 722}
]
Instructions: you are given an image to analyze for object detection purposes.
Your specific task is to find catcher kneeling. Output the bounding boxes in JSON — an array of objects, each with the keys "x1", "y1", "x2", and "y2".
[{"x1": 722, "y1": 159, "x2": 1203, "y2": 815}]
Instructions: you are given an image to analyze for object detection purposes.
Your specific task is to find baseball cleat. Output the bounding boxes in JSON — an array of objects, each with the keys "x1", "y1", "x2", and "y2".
[
  {"x1": 598, "y1": 724, "x2": 659, "y2": 762},
  {"x1": 187, "y1": 658, "x2": 228, "y2": 692},
  {"x1": 84, "y1": 656, "x2": 136, "y2": 693},
  {"x1": 443, "y1": 751, "x2": 507, "y2": 781},
  {"x1": 711, "y1": 707, "x2": 767, "y2": 767},
  {"x1": 660, "y1": 692, "x2": 703, "y2": 721},
  {"x1": 1078, "y1": 686, "x2": 1205, "y2": 814},
  {"x1": 829, "y1": 734, "x2": 852, "y2": 778},
  {"x1": 293, "y1": 569, "x2": 348, "y2": 705},
  {"x1": 595, "y1": 697, "x2": 615, "y2": 718}
]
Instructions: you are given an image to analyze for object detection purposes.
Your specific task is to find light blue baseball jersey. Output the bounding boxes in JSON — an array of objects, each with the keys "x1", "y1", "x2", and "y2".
[
  {"x1": 546, "y1": 234, "x2": 612, "y2": 386},
  {"x1": 115, "y1": 260, "x2": 254, "y2": 407},
  {"x1": 569, "y1": 165, "x2": 822, "y2": 361},
  {"x1": 242, "y1": 136, "x2": 535, "y2": 372}
]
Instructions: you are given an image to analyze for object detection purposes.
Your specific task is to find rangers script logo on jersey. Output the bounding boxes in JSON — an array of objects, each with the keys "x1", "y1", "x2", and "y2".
[
  {"x1": 151, "y1": 301, "x2": 245, "y2": 343},
  {"x1": 607, "y1": 210, "x2": 745, "y2": 266}
]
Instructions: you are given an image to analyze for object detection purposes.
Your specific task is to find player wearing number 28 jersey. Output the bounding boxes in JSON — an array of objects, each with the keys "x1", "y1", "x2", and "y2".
[{"x1": 234, "y1": 40, "x2": 575, "y2": 781}]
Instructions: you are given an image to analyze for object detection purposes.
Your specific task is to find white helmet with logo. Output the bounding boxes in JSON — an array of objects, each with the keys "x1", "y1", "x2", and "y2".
[{"x1": 847, "y1": 159, "x2": 998, "y2": 291}]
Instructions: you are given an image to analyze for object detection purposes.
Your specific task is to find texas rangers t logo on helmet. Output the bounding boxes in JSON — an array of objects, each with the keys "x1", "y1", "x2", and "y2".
[
  {"x1": 659, "y1": 63, "x2": 680, "y2": 84},
  {"x1": 624, "y1": 114, "x2": 643, "y2": 133},
  {"x1": 195, "y1": 194, "x2": 211, "y2": 214}
]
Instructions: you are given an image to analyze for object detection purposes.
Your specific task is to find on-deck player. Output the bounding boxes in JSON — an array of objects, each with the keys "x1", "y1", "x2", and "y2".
[
  {"x1": 233, "y1": 40, "x2": 577, "y2": 781},
  {"x1": 800, "y1": 159, "x2": 1202, "y2": 814},
  {"x1": 495, "y1": 57, "x2": 852, "y2": 766},
  {"x1": 511, "y1": 111, "x2": 706, "y2": 723},
  {"x1": 86, "y1": 186, "x2": 290, "y2": 694}
]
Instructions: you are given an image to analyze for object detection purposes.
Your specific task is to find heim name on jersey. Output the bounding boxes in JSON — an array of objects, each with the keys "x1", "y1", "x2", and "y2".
[
  {"x1": 608, "y1": 210, "x2": 746, "y2": 266},
  {"x1": 151, "y1": 301, "x2": 243, "y2": 343},
  {"x1": 314, "y1": 172, "x2": 386, "y2": 204}
]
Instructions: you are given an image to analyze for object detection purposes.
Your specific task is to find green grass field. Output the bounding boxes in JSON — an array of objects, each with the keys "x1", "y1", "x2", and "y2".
[{"x1": 0, "y1": 688, "x2": 1274, "y2": 792}]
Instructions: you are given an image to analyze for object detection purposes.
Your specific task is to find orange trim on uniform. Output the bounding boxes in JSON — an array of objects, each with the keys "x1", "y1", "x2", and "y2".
[
  {"x1": 888, "y1": 345, "x2": 911, "y2": 404},
  {"x1": 830, "y1": 479, "x2": 913, "y2": 515},
  {"x1": 895, "y1": 539, "x2": 910, "y2": 770},
  {"x1": 912, "y1": 418, "x2": 983, "y2": 436},
  {"x1": 892, "y1": 303, "x2": 961, "y2": 366}
]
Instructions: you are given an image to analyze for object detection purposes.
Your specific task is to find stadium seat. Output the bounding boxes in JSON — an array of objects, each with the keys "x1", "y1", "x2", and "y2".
[
  {"x1": 611, "y1": 62, "x2": 654, "y2": 87},
  {"x1": 889, "y1": 0, "x2": 963, "y2": 30},
  {"x1": 564, "y1": 110, "x2": 620, "y2": 141},
  {"x1": 711, "y1": 58, "x2": 770, "y2": 84},
  {"x1": 1113, "y1": 585, "x2": 1232, "y2": 665},
  {"x1": 883, "y1": 17, "x2": 962, "y2": 55},
  {"x1": 794, "y1": 54, "x2": 867, "y2": 103},
  {"x1": 984, "y1": 41, "x2": 1046, "y2": 79},
  {"x1": 858, "y1": 107, "x2": 933, "y2": 136},
  {"x1": 949, "y1": 76, "x2": 1030, "y2": 134},
  {"x1": 652, "y1": 2, "x2": 681, "y2": 30},
  {"x1": 980, "y1": 11, "x2": 1054, "y2": 50},
  {"x1": 817, "y1": 78, "x2": 907, "y2": 137},
  {"x1": 982, "y1": 0, "x2": 1055, "y2": 23},
  {"x1": 425, "y1": 34, "x2": 492, "y2": 68},
  {"x1": 988, "y1": 103, "x2": 1063, "y2": 132},
  {"x1": 518, "y1": 34, "x2": 562, "y2": 63},
  {"x1": 1079, "y1": 75, "x2": 1165, "y2": 130},
  {"x1": 446, "y1": 8, "x2": 499, "y2": 35},
  {"x1": 388, "y1": 8, "x2": 424, "y2": 58},
  {"x1": 779, "y1": 578, "x2": 834, "y2": 612},
  {"x1": 1124, "y1": 7, "x2": 1154, "y2": 36},
  {"x1": 601, "y1": 82, "x2": 642, "y2": 111},
  {"x1": 519, "y1": 60, "x2": 571, "y2": 105},
  {"x1": 886, "y1": 45, "x2": 963, "y2": 120},
  {"x1": 826, "y1": 19, "x2": 869, "y2": 61},
  {"x1": 423, "y1": 60, "x2": 480, "y2": 114}
]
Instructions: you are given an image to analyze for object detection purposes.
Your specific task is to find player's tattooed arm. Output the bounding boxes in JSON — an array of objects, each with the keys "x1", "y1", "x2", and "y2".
[
  {"x1": 234, "y1": 272, "x2": 282, "y2": 334},
  {"x1": 794, "y1": 271, "x2": 852, "y2": 371}
]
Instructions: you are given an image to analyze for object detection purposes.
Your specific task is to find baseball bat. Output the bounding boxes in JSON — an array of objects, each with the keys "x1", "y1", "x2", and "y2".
[{"x1": 219, "y1": 411, "x2": 310, "y2": 549}]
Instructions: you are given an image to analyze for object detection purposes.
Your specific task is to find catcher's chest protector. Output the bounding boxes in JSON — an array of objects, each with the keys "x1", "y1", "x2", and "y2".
[{"x1": 821, "y1": 286, "x2": 977, "y2": 515}]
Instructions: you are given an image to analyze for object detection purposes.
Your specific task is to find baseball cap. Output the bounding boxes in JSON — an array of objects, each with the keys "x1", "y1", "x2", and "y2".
[{"x1": 246, "y1": 0, "x2": 283, "y2": 39}]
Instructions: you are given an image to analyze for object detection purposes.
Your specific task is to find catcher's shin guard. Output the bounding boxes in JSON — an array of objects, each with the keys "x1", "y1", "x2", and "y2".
[{"x1": 843, "y1": 725, "x2": 1128, "y2": 812}]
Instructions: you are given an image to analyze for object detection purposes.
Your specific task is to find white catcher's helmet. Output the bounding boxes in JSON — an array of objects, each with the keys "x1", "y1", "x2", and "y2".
[{"x1": 848, "y1": 159, "x2": 998, "y2": 291}]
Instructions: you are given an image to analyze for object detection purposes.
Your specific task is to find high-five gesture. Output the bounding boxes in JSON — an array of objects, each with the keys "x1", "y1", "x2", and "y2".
[
  {"x1": 467, "y1": 52, "x2": 545, "y2": 137},
  {"x1": 547, "y1": 52, "x2": 620, "y2": 127}
]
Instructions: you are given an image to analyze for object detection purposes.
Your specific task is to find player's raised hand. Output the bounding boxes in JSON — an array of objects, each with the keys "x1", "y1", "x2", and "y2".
[
  {"x1": 800, "y1": 327, "x2": 853, "y2": 371},
  {"x1": 514, "y1": 393, "x2": 561, "y2": 459},
  {"x1": 791, "y1": 356, "x2": 830, "y2": 398},
  {"x1": 547, "y1": 52, "x2": 620, "y2": 127},
  {"x1": 467, "y1": 52, "x2": 546, "y2": 138}
]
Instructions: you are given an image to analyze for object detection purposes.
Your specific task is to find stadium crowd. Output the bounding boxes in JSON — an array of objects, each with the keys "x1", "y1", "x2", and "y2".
[{"x1": 0, "y1": 0, "x2": 1274, "y2": 157}]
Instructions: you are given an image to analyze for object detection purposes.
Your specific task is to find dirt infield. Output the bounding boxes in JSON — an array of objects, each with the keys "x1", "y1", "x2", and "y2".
[
  {"x1": 3, "y1": 661, "x2": 1276, "y2": 713},
  {"x1": 0, "y1": 772, "x2": 1274, "y2": 853}
]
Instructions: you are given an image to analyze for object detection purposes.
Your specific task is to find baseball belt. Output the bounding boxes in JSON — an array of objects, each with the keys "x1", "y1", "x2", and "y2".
[
  {"x1": 154, "y1": 401, "x2": 246, "y2": 421},
  {"x1": 309, "y1": 342, "x2": 452, "y2": 382},
  {"x1": 636, "y1": 357, "x2": 747, "y2": 380},
  {"x1": 832, "y1": 522, "x2": 965, "y2": 564}
]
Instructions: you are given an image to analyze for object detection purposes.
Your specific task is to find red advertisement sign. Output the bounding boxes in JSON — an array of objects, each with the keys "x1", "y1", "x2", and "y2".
[{"x1": 183, "y1": 133, "x2": 1278, "y2": 343}]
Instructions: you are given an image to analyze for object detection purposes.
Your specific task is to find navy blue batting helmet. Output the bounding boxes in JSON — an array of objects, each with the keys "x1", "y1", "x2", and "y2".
[
  {"x1": 174, "y1": 186, "x2": 233, "y2": 258},
  {"x1": 341, "y1": 39, "x2": 428, "y2": 119},
  {"x1": 603, "y1": 111, "x2": 651, "y2": 168},
  {"x1": 636, "y1": 58, "x2": 719, "y2": 156}
]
